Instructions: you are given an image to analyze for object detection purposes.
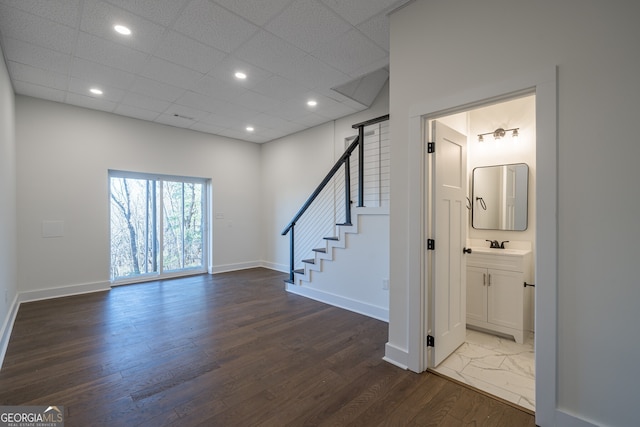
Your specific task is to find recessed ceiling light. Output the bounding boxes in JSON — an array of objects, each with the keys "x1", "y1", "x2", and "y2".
[
  {"x1": 235, "y1": 71, "x2": 247, "y2": 80},
  {"x1": 307, "y1": 100, "x2": 317, "y2": 107},
  {"x1": 114, "y1": 25, "x2": 131, "y2": 36},
  {"x1": 246, "y1": 126, "x2": 254, "y2": 132},
  {"x1": 89, "y1": 88, "x2": 103, "y2": 95}
]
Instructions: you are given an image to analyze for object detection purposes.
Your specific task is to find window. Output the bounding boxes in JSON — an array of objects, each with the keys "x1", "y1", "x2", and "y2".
[{"x1": 109, "y1": 170, "x2": 208, "y2": 282}]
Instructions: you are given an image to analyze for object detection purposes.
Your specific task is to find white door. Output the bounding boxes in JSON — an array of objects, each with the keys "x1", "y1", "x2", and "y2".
[{"x1": 429, "y1": 120, "x2": 468, "y2": 367}]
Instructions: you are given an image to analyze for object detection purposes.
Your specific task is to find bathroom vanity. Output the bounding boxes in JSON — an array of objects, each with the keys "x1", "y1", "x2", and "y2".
[{"x1": 466, "y1": 247, "x2": 531, "y2": 343}]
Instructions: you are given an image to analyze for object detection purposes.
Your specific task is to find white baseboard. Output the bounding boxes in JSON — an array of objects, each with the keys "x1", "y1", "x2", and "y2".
[
  {"x1": 211, "y1": 261, "x2": 262, "y2": 274},
  {"x1": 285, "y1": 282, "x2": 389, "y2": 322},
  {"x1": 19, "y1": 280, "x2": 111, "y2": 304},
  {"x1": 260, "y1": 261, "x2": 288, "y2": 273},
  {"x1": 0, "y1": 293, "x2": 20, "y2": 369},
  {"x1": 555, "y1": 409, "x2": 600, "y2": 427},
  {"x1": 383, "y1": 342, "x2": 409, "y2": 370}
]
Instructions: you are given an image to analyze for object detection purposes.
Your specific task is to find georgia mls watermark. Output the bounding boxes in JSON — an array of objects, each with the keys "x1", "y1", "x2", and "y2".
[{"x1": 0, "y1": 406, "x2": 64, "y2": 427}]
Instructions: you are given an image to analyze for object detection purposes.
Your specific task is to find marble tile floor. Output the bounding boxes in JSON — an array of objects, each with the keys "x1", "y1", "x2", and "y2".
[{"x1": 433, "y1": 328, "x2": 535, "y2": 411}]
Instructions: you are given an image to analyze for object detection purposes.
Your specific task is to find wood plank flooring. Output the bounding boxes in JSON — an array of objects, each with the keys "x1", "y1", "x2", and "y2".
[{"x1": 0, "y1": 268, "x2": 535, "y2": 426}]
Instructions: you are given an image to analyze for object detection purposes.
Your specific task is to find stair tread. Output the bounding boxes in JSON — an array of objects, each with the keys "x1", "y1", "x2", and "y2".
[
  {"x1": 302, "y1": 259, "x2": 315, "y2": 264},
  {"x1": 323, "y1": 236, "x2": 339, "y2": 241},
  {"x1": 336, "y1": 222, "x2": 352, "y2": 226},
  {"x1": 293, "y1": 268, "x2": 304, "y2": 274},
  {"x1": 312, "y1": 248, "x2": 327, "y2": 253}
]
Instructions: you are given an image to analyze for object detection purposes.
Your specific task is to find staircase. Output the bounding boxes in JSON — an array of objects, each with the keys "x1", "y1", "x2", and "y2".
[
  {"x1": 281, "y1": 115, "x2": 390, "y2": 303},
  {"x1": 292, "y1": 207, "x2": 366, "y2": 284}
]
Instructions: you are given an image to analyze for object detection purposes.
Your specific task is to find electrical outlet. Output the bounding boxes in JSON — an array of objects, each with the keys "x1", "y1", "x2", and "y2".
[{"x1": 382, "y1": 279, "x2": 389, "y2": 290}]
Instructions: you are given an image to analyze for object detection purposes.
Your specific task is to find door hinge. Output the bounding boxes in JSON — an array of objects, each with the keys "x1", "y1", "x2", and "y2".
[
  {"x1": 427, "y1": 239, "x2": 435, "y2": 250},
  {"x1": 427, "y1": 335, "x2": 435, "y2": 347},
  {"x1": 427, "y1": 142, "x2": 435, "y2": 153}
]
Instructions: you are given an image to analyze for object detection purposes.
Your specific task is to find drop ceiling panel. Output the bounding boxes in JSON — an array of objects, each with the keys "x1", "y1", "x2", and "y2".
[
  {"x1": 160, "y1": 104, "x2": 209, "y2": 122},
  {"x1": 277, "y1": 54, "x2": 351, "y2": 90},
  {"x1": 7, "y1": 61, "x2": 68, "y2": 90},
  {"x1": 192, "y1": 74, "x2": 248, "y2": 102},
  {"x1": 311, "y1": 29, "x2": 387, "y2": 75},
  {"x1": 210, "y1": 101, "x2": 261, "y2": 122},
  {"x1": 121, "y1": 91, "x2": 171, "y2": 113},
  {"x1": 250, "y1": 75, "x2": 308, "y2": 102},
  {"x1": 114, "y1": 103, "x2": 161, "y2": 122},
  {"x1": 234, "y1": 30, "x2": 307, "y2": 76},
  {"x1": 320, "y1": 0, "x2": 402, "y2": 26},
  {"x1": 357, "y1": 12, "x2": 391, "y2": 52},
  {"x1": 71, "y1": 58, "x2": 136, "y2": 89},
  {"x1": 0, "y1": 4, "x2": 77, "y2": 54},
  {"x1": 234, "y1": 90, "x2": 283, "y2": 113},
  {"x1": 0, "y1": 0, "x2": 404, "y2": 143},
  {"x1": 199, "y1": 112, "x2": 245, "y2": 129},
  {"x1": 154, "y1": 113, "x2": 196, "y2": 128},
  {"x1": 2, "y1": 37, "x2": 72, "y2": 75},
  {"x1": 189, "y1": 121, "x2": 227, "y2": 135},
  {"x1": 206, "y1": 57, "x2": 273, "y2": 91},
  {"x1": 66, "y1": 92, "x2": 117, "y2": 113},
  {"x1": 128, "y1": 77, "x2": 184, "y2": 103},
  {"x1": 311, "y1": 95, "x2": 360, "y2": 119},
  {"x1": 0, "y1": 0, "x2": 81, "y2": 28},
  {"x1": 75, "y1": 32, "x2": 148, "y2": 73},
  {"x1": 139, "y1": 56, "x2": 203, "y2": 91},
  {"x1": 266, "y1": 0, "x2": 351, "y2": 53},
  {"x1": 68, "y1": 77, "x2": 125, "y2": 102},
  {"x1": 211, "y1": 0, "x2": 293, "y2": 26},
  {"x1": 154, "y1": 31, "x2": 227, "y2": 74},
  {"x1": 175, "y1": 91, "x2": 230, "y2": 114},
  {"x1": 294, "y1": 112, "x2": 332, "y2": 128},
  {"x1": 103, "y1": 0, "x2": 190, "y2": 27},
  {"x1": 80, "y1": 0, "x2": 166, "y2": 54},
  {"x1": 12, "y1": 81, "x2": 66, "y2": 103},
  {"x1": 173, "y1": 0, "x2": 258, "y2": 53}
]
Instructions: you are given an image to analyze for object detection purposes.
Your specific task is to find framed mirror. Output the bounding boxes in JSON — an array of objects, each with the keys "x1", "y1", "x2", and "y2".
[{"x1": 472, "y1": 163, "x2": 529, "y2": 230}]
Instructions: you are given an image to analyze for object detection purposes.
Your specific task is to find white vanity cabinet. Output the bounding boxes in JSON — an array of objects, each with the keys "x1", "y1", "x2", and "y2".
[{"x1": 466, "y1": 248, "x2": 531, "y2": 343}]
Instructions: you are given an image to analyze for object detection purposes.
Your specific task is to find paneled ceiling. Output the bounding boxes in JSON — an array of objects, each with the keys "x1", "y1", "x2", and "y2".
[{"x1": 0, "y1": 0, "x2": 409, "y2": 143}]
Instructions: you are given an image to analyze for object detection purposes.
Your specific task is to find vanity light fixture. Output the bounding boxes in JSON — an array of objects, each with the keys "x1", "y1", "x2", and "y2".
[
  {"x1": 477, "y1": 127, "x2": 520, "y2": 142},
  {"x1": 114, "y1": 25, "x2": 131, "y2": 36}
]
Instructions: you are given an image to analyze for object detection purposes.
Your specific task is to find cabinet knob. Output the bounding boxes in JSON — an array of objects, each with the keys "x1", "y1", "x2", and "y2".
[{"x1": 463, "y1": 247, "x2": 472, "y2": 254}]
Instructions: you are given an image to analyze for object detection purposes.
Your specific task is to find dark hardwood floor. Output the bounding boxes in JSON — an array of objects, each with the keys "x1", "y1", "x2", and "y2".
[{"x1": 0, "y1": 268, "x2": 535, "y2": 426}]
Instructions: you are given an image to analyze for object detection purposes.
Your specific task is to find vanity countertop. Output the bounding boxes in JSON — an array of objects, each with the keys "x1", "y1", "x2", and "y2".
[{"x1": 470, "y1": 247, "x2": 531, "y2": 256}]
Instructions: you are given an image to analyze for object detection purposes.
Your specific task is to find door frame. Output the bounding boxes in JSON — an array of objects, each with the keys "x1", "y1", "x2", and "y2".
[{"x1": 406, "y1": 67, "x2": 557, "y2": 426}]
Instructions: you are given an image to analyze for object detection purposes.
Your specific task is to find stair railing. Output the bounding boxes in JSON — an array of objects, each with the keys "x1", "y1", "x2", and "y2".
[{"x1": 281, "y1": 114, "x2": 389, "y2": 283}]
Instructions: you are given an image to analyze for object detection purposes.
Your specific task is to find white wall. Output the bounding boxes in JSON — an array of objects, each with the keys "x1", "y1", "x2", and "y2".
[
  {"x1": 261, "y1": 83, "x2": 389, "y2": 271},
  {"x1": 388, "y1": 1, "x2": 640, "y2": 426},
  {"x1": 260, "y1": 121, "x2": 335, "y2": 271},
  {"x1": 16, "y1": 96, "x2": 262, "y2": 296},
  {"x1": 0, "y1": 45, "x2": 18, "y2": 363}
]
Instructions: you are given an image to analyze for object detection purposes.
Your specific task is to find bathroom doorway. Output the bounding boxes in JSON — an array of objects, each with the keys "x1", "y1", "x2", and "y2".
[{"x1": 426, "y1": 94, "x2": 537, "y2": 410}]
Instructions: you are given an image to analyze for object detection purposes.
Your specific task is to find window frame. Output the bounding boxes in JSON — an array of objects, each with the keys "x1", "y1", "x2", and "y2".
[{"x1": 108, "y1": 169, "x2": 210, "y2": 285}]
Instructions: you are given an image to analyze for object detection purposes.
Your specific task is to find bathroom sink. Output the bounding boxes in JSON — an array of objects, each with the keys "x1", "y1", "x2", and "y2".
[{"x1": 470, "y1": 247, "x2": 531, "y2": 256}]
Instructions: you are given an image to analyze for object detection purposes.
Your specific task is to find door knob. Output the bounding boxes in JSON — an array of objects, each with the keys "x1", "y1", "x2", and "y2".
[{"x1": 463, "y1": 247, "x2": 472, "y2": 254}]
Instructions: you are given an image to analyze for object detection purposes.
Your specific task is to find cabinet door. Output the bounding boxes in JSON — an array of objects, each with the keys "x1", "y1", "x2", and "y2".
[
  {"x1": 487, "y1": 269, "x2": 523, "y2": 330},
  {"x1": 466, "y1": 266, "x2": 487, "y2": 323}
]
